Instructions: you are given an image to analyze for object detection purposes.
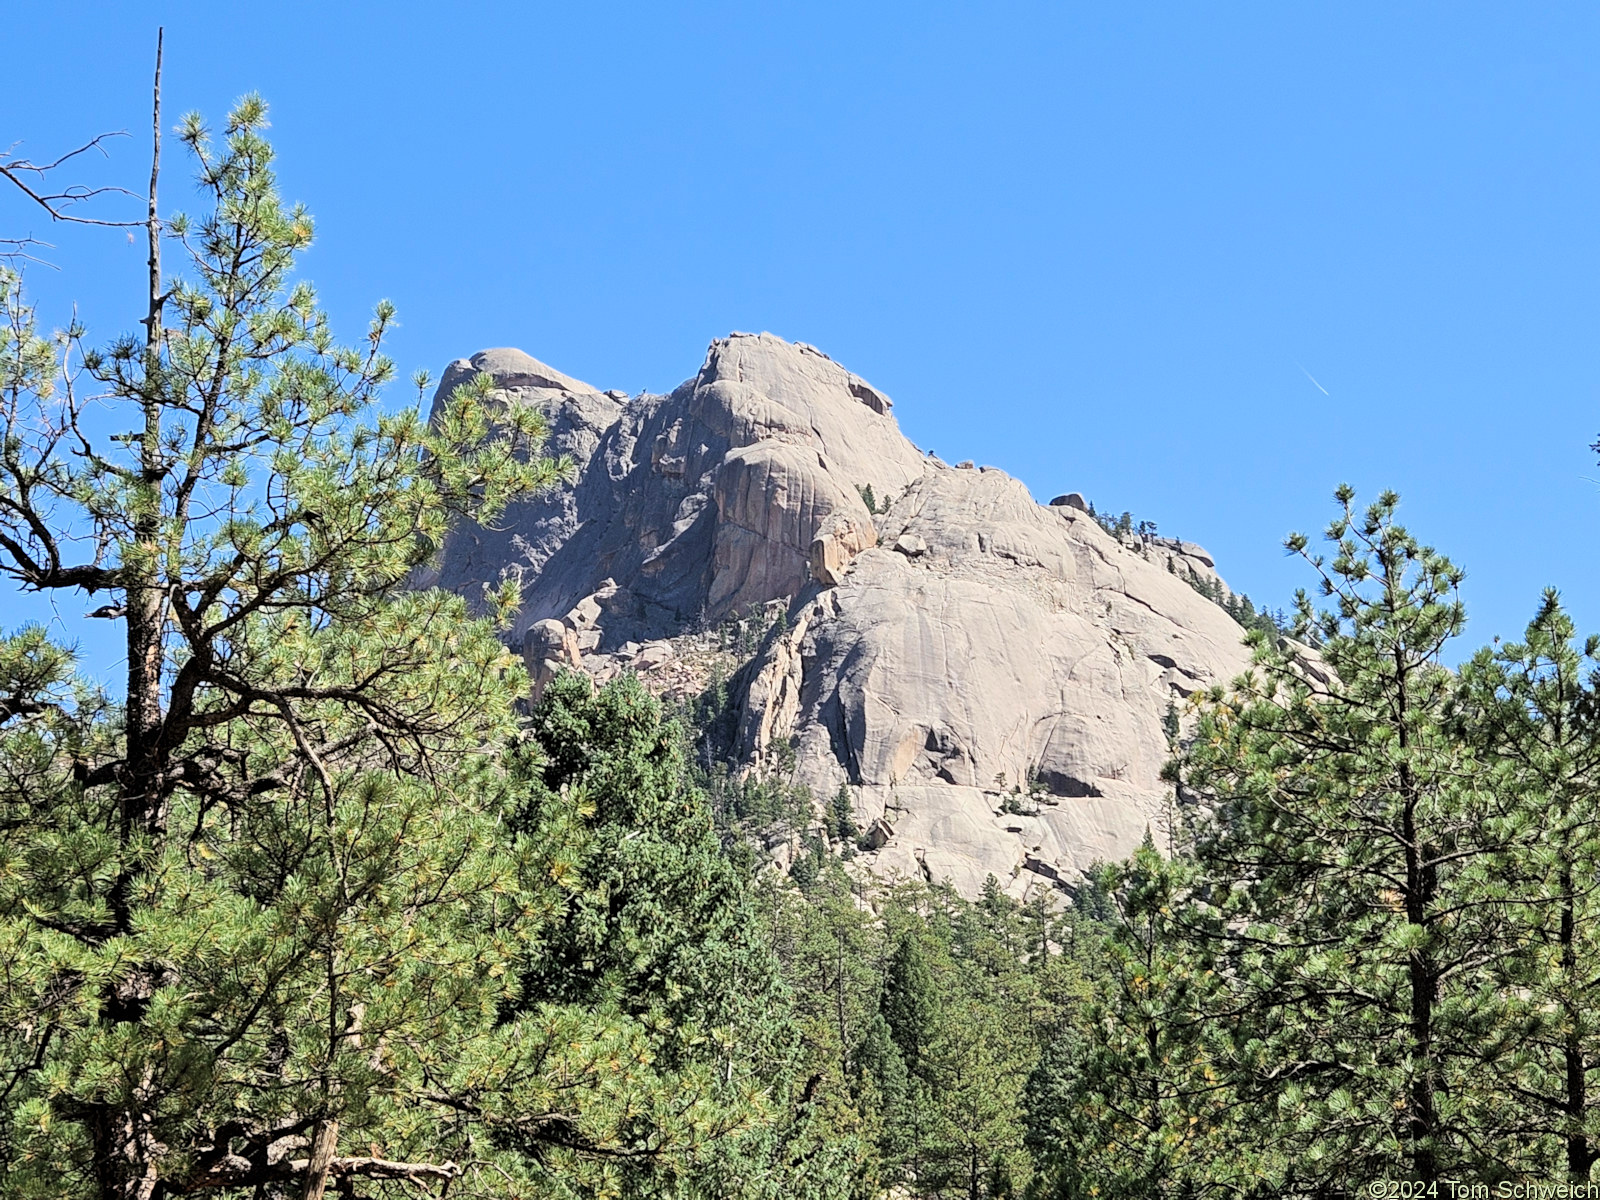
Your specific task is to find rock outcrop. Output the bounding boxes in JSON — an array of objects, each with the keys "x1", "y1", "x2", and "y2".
[
  {"x1": 424, "y1": 333, "x2": 1257, "y2": 900},
  {"x1": 419, "y1": 335, "x2": 922, "y2": 648}
]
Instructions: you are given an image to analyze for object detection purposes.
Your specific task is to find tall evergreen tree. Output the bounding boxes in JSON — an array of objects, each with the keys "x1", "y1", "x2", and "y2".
[
  {"x1": 475, "y1": 671, "x2": 864, "y2": 1198},
  {"x1": 882, "y1": 931, "x2": 939, "y2": 1082},
  {"x1": 0, "y1": 93, "x2": 570, "y2": 1197},
  {"x1": 1174, "y1": 488, "x2": 1526, "y2": 1189},
  {"x1": 856, "y1": 1011, "x2": 910, "y2": 1116},
  {"x1": 1458, "y1": 591, "x2": 1600, "y2": 1180}
]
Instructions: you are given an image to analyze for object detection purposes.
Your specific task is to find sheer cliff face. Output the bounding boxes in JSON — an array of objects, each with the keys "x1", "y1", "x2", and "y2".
[
  {"x1": 419, "y1": 334, "x2": 923, "y2": 644},
  {"x1": 425, "y1": 332, "x2": 1254, "y2": 899}
]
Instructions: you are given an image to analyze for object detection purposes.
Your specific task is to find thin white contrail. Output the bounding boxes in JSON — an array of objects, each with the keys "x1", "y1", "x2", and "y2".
[{"x1": 1294, "y1": 359, "x2": 1330, "y2": 396}]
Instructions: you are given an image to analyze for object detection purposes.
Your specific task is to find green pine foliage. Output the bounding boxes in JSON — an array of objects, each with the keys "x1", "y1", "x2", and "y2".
[
  {"x1": 1456, "y1": 593, "x2": 1600, "y2": 1179},
  {"x1": 0, "y1": 97, "x2": 577, "y2": 1199},
  {"x1": 1024, "y1": 838, "x2": 1238, "y2": 1200},
  {"x1": 855, "y1": 483, "x2": 890, "y2": 515},
  {"x1": 827, "y1": 783, "x2": 861, "y2": 843},
  {"x1": 1026, "y1": 488, "x2": 1600, "y2": 1196},
  {"x1": 478, "y1": 670, "x2": 857, "y2": 1198},
  {"x1": 1079, "y1": 499, "x2": 1294, "y2": 638},
  {"x1": 761, "y1": 868, "x2": 1088, "y2": 1200},
  {"x1": 1084, "y1": 501, "x2": 1141, "y2": 540},
  {"x1": 1173, "y1": 488, "x2": 1522, "y2": 1186},
  {"x1": 1180, "y1": 567, "x2": 1295, "y2": 639},
  {"x1": 0, "y1": 96, "x2": 846, "y2": 1200},
  {"x1": 1161, "y1": 699, "x2": 1181, "y2": 748},
  {"x1": 882, "y1": 931, "x2": 940, "y2": 1080}
]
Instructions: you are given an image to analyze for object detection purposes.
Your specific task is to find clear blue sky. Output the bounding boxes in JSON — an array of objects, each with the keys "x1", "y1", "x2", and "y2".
[{"x1": 8, "y1": 2, "x2": 1600, "y2": 666}]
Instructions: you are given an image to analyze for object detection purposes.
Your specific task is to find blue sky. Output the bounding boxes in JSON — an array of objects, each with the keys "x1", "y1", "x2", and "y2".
[{"x1": 7, "y1": 2, "x2": 1600, "y2": 667}]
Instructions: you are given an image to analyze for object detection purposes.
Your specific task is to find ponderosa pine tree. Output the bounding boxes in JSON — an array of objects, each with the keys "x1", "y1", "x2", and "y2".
[
  {"x1": 870, "y1": 920, "x2": 944, "y2": 1188},
  {"x1": 754, "y1": 861, "x2": 886, "y2": 1198},
  {"x1": 922, "y1": 894, "x2": 1043, "y2": 1200},
  {"x1": 763, "y1": 859, "x2": 881, "y2": 1090},
  {"x1": 1173, "y1": 488, "x2": 1528, "y2": 1190},
  {"x1": 854, "y1": 1010, "x2": 909, "y2": 1131},
  {"x1": 857, "y1": 883, "x2": 1066, "y2": 1200},
  {"x1": 882, "y1": 930, "x2": 939, "y2": 1083},
  {"x1": 754, "y1": 862, "x2": 920, "y2": 1199},
  {"x1": 1457, "y1": 592, "x2": 1600, "y2": 1180},
  {"x1": 878, "y1": 920, "x2": 946, "y2": 1194},
  {"x1": 0, "y1": 86, "x2": 573, "y2": 1196}
]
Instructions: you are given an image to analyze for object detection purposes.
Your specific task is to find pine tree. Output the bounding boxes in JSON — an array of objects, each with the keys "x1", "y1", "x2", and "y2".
[
  {"x1": 828, "y1": 781, "x2": 861, "y2": 842},
  {"x1": 480, "y1": 671, "x2": 853, "y2": 1197},
  {"x1": 1174, "y1": 488, "x2": 1526, "y2": 1188},
  {"x1": 882, "y1": 931, "x2": 939, "y2": 1081},
  {"x1": 1458, "y1": 592, "x2": 1600, "y2": 1180},
  {"x1": 856, "y1": 1011, "x2": 910, "y2": 1113},
  {"x1": 875, "y1": 908, "x2": 949, "y2": 1194},
  {"x1": 931, "y1": 897, "x2": 1045, "y2": 1200},
  {"x1": 758, "y1": 863, "x2": 888, "y2": 1197},
  {"x1": 924, "y1": 988, "x2": 1033, "y2": 1200},
  {"x1": 0, "y1": 94, "x2": 570, "y2": 1197}
]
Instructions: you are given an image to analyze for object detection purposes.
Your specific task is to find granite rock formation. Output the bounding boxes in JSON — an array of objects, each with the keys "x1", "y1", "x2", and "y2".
[{"x1": 423, "y1": 333, "x2": 1257, "y2": 899}]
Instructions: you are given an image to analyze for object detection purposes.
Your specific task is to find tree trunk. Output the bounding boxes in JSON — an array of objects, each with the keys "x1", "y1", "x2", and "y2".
[
  {"x1": 304, "y1": 1002, "x2": 363, "y2": 1200},
  {"x1": 94, "y1": 37, "x2": 169, "y2": 1200},
  {"x1": 1560, "y1": 864, "x2": 1593, "y2": 1180},
  {"x1": 301, "y1": 1119, "x2": 340, "y2": 1200},
  {"x1": 124, "y1": 17, "x2": 166, "y2": 859},
  {"x1": 1396, "y1": 644, "x2": 1439, "y2": 1184}
]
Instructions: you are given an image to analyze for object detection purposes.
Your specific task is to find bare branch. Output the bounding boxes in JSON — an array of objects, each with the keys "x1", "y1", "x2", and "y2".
[
  {"x1": 0, "y1": 131, "x2": 145, "y2": 229},
  {"x1": 182, "y1": 1154, "x2": 462, "y2": 1192},
  {"x1": 0, "y1": 235, "x2": 57, "y2": 268},
  {"x1": 3, "y1": 131, "x2": 128, "y2": 176}
]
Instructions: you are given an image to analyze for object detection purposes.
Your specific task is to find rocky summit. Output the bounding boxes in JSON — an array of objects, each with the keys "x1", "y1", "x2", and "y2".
[{"x1": 418, "y1": 332, "x2": 1257, "y2": 900}]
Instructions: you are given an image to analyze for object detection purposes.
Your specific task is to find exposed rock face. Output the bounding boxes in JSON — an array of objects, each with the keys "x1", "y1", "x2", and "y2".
[
  {"x1": 426, "y1": 333, "x2": 1256, "y2": 900},
  {"x1": 421, "y1": 334, "x2": 922, "y2": 648},
  {"x1": 731, "y1": 470, "x2": 1250, "y2": 897}
]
